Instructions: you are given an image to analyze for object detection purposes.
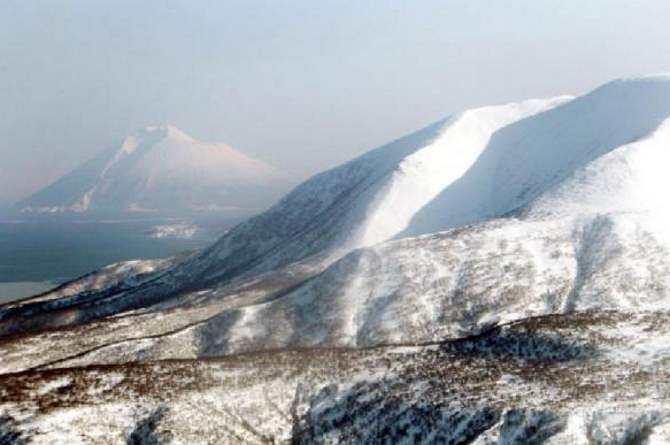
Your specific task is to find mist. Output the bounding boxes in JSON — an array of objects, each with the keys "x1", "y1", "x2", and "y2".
[{"x1": 1, "y1": 0, "x2": 669, "y2": 205}]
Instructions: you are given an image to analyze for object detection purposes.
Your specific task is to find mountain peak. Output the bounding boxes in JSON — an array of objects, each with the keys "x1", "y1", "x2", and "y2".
[
  {"x1": 133, "y1": 124, "x2": 193, "y2": 142},
  {"x1": 16, "y1": 125, "x2": 290, "y2": 215},
  {"x1": 161, "y1": 124, "x2": 192, "y2": 140},
  {"x1": 619, "y1": 72, "x2": 670, "y2": 82},
  {"x1": 589, "y1": 72, "x2": 670, "y2": 99}
]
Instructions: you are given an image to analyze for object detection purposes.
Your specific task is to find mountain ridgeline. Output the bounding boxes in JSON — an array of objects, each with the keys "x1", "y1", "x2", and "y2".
[{"x1": 4, "y1": 75, "x2": 670, "y2": 443}]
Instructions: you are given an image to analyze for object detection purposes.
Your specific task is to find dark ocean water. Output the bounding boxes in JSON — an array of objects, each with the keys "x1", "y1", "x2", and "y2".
[{"x1": 0, "y1": 217, "x2": 232, "y2": 302}]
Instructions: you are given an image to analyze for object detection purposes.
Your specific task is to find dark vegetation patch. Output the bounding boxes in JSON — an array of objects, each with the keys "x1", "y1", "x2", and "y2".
[
  {"x1": 440, "y1": 327, "x2": 597, "y2": 364},
  {"x1": 0, "y1": 414, "x2": 31, "y2": 445},
  {"x1": 127, "y1": 406, "x2": 172, "y2": 445},
  {"x1": 292, "y1": 380, "x2": 566, "y2": 444}
]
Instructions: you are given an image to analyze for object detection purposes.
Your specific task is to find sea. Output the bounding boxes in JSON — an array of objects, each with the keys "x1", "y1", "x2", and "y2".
[{"x1": 0, "y1": 215, "x2": 241, "y2": 304}]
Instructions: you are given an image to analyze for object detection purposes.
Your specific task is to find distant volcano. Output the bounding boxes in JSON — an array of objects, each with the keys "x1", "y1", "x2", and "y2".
[{"x1": 15, "y1": 125, "x2": 290, "y2": 216}]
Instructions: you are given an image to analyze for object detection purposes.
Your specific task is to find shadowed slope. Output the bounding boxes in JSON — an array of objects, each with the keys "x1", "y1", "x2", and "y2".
[{"x1": 402, "y1": 75, "x2": 670, "y2": 238}]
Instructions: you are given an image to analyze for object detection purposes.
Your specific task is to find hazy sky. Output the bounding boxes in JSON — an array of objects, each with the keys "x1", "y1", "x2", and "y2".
[{"x1": 1, "y1": 0, "x2": 669, "y2": 205}]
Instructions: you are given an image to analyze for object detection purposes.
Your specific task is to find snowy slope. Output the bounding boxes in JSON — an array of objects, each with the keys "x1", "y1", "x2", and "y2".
[
  {"x1": 525, "y1": 118, "x2": 670, "y2": 229},
  {"x1": 186, "y1": 97, "x2": 569, "y2": 283},
  {"x1": 16, "y1": 125, "x2": 289, "y2": 215},
  {"x1": 5, "y1": 311, "x2": 670, "y2": 444},
  {"x1": 402, "y1": 74, "x2": 670, "y2": 237},
  {"x1": 187, "y1": 76, "x2": 670, "y2": 286},
  {"x1": 5, "y1": 75, "x2": 670, "y2": 443},
  {"x1": 174, "y1": 76, "x2": 670, "y2": 292},
  {"x1": 189, "y1": 75, "x2": 670, "y2": 353},
  {"x1": 202, "y1": 212, "x2": 670, "y2": 354}
]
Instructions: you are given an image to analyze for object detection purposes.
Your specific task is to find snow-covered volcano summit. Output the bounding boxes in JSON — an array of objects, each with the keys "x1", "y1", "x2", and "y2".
[{"x1": 16, "y1": 125, "x2": 289, "y2": 215}]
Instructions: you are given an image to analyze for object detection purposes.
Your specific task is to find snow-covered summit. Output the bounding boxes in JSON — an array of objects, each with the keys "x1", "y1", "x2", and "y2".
[
  {"x1": 16, "y1": 125, "x2": 289, "y2": 215},
  {"x1": 401, "y1": 74, "x2": 670, "y2": 236},
  {"x1": 183, "y1": 75, "x2": 670, "y2": 285},
  {"x1": 186, "y1": 96, "x2": 570, "y2": 283}
]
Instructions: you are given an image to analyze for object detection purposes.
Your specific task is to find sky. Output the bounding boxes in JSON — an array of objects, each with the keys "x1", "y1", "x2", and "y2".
[{"x1": 1, "y1": 0, "x2": 669, "y2": 206}]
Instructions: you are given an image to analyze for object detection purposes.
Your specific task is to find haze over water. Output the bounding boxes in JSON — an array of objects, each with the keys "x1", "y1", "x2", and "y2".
[{"x1": 0, "y1": 217, "x2": 232, "y2": 302}]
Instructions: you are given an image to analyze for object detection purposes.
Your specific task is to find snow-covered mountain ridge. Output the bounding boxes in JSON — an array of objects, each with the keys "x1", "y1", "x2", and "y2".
[
  {"x1": 3, "y1": 74, "x2": 670, "y2": 443},
  {"x1": 4, "y1": 74, "x2": 670, "y2": 349},
  {"x1": 16, "y1": 125, "x2": 289, "y2": 216},
  {"x1": 184, "y1": 97, "x2": 571, "y2": 283},
  {"x1": 179, "y1": 75, "x2": 670, "y2": 287}
]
